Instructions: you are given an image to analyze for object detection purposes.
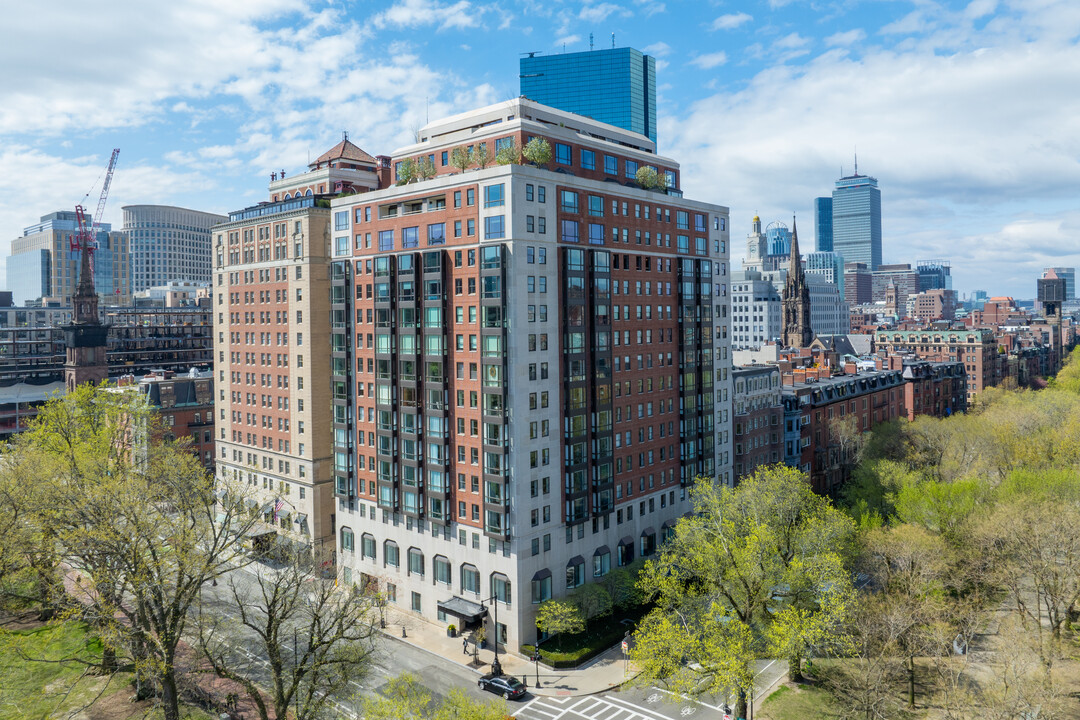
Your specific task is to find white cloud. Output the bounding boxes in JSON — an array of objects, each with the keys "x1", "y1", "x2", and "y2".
[
  {"x1": 825, "y1": 29, "x2": 866, "y2": 47},
  {"x1": 555, "y1": 34, "x2": 582, "y2": 49},
  {"x1": 710, "y1": 12, "x2": 752, "y2": 31},
  {"x1": 578, "y1": 2, "x2": 631, "y2": 23},
  {"x1": 664, "y1": 21, "x2": 1080, "y2": 296},
  {"x1": 372, "y1": 0, "x2": 480, "y2": 31},
  {"x1": 689, "y1": 51, "x2": 729, "y2": 69},
  {"x1": 643, "y1": 41, "x2": 673, "y2": 57}
]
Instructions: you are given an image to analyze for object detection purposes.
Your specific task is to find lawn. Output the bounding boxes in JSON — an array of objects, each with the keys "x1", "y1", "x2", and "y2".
[
  {"x1": 758, "y1": 682, "x2": 846, "y2": 720},
  {"x1": 0, "y1": 620, "x2": 216, "y2": 720}
]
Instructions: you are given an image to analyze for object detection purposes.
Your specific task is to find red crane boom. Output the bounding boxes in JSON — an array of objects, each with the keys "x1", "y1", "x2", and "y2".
[{"x1": 71, "y1": 149, "x2": 120, "y2": 275}]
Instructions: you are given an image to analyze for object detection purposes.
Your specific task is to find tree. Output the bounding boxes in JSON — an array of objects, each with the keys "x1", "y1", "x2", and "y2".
[
  {"x1": 631, "y1": 467, "x2": 855, "y2": 718},
  {"x1": 417, "y1": 155, "x2": 437, "y2": 180},
  {"x1": 858, "y1": 524, "x2": 958, "y2": 709},
  {"x1": 974, "y1": 495, "x2": 1080, "y2": 673},
  {"x1": 473, "y1": 143, "x2": 491, "y2": 170},
  {"x1": 571, "y1": 583, "x2": 612, "y2": 628},
  {"x1": 521, "y1": 137, "x2": 551, "y2": 168},
  {"x1": 359, "y1": 673, "x2": 506, "y2": 720},
  {"x1": 599, "y1": 566, "x2": 639, "y2": 609},
  {"x1": 823, "y1": 594, "x2": 908, "y2": 720},
  {"x1": 197, "y1": 547, "x2": 379, "y2": 720},
  {"x1": 535, "y1": 599, "x2": 584, "y2": 651},
  {"x1": 396, "y1": 158, "x2": 417, "y2": 185},
  {"x1": 449, "y1": 146, "x2": 471, "y2": 174},
  {"x1": 494, "y1": 138, "x2": 519, "y2": 165},
  {"x1": 9, "y1": 385, "x2": 258, "y2": 720},
  {"x1": 635, "y1": 165, "x2": 665, "y2": 190}
]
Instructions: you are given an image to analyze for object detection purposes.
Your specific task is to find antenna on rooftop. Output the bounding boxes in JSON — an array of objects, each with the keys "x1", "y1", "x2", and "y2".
[
  {"x1": 590, "y1": 33, "x2": 594, "y2": 51},
  {"x1": 612, "y1": 32, "x2": 616, "y2": 48},
  {"x1": 854, "y1": 147, "x2": 858, "y2": 175},
  {"x1": 342, "y1": 130, "x2": 348, "y2": 142}
]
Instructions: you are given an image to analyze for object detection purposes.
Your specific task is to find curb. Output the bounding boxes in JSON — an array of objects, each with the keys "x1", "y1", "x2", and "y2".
[{"x1": 376, "y1": 626, "x2": 641, "y2": 698}]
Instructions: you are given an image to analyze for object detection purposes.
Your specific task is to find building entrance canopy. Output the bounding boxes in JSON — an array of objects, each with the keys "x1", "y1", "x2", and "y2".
[{"x1": 437, "y1": 596, "x2": 488, "y2": 624}]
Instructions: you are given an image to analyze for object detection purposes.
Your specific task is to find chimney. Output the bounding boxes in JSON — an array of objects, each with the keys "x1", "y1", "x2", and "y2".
[
  {"x1": 782, "y1": 372, "x2": 795, "y2": 386},
  {"x1": 844, "y1": 361, "x2": 858, "y2": 375}
]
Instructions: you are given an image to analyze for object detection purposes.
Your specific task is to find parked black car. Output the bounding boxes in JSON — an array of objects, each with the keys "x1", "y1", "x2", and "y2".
[{"x1": 477, "y1": 673, "x2": 526, "y2": 700}]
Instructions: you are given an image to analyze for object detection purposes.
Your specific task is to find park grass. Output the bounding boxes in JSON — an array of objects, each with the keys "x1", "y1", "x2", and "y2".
[
  {"x1": 758, "y1": 682, "x2": 846, "y2": 720},
  {"x1": 0, "y1": 621, "x2": 216, "y2": 720}
]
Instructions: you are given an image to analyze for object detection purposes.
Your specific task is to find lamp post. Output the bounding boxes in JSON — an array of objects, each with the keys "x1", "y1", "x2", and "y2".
[
  {"x1": 533, "y1": 630, "x2": 542, "y2": 688},
  {"x1": 483, "y1": 593, "x2": 503, "y2": 676}
]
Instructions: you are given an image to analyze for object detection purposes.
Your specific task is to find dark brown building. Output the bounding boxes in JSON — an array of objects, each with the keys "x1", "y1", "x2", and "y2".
[{"x1": 732, "y1": 365, "x2": 783, "y2": 482}]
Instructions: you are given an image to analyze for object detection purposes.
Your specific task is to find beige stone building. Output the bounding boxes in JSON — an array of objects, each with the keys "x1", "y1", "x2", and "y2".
[{"x1": 212, "y1": 141, "x2": 379, "y2": 553}]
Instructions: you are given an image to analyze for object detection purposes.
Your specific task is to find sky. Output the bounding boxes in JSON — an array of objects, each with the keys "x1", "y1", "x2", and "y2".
[{"x1": 1, "y1": 0, "x2": 1078, "y2": 298}]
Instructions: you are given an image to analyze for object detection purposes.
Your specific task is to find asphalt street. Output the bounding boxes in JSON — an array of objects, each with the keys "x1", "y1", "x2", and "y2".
[
  {"x1": 195, "y1": 558, "x2": 787, "y2": 719},
  {"x1": 195, "y1": 557, "x2": 506, "y2": 715}
]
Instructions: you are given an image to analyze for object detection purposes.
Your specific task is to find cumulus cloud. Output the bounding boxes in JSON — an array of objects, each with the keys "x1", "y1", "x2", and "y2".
[
  {"x1": 578, "y1": 2, "x2": 631, "y2": 23},
  {"x1": 372, "y1": 0, "x2": 480, "y2": 30},
  {"x1": 643, "y1": 41, "x2": 673, "y2": 57},
  {"x1": 710, "y1": 12, "x2": 752, "y2": 31},
  {"x1": 825, "y1": 29, "x2": 865, "y2": 47},
  {"x1": 689, "y1": 52, "x2": 729, "y2": 69},
  {"x1": 664, "y1": 9, "x2": 1080, "y2": 295}
]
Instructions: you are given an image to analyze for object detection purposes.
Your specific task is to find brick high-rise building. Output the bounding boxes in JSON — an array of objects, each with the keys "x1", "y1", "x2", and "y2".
[
  {"x1": 330, "y1": 98, "x2": 731, "y2": 649},
  {"x1": 213, "y1": 140, "x2": 380, "y2": 553}
]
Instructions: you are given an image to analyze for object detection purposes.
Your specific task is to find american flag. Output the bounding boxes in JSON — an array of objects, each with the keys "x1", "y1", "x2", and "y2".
[{"x1": 273, "y1": 498, "x2": 283, "y2": 521}]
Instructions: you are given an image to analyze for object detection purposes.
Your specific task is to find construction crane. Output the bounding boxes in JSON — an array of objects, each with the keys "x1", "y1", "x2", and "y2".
[{"x1": 71, "y1": 148, "x2": 120, "y2": 275}]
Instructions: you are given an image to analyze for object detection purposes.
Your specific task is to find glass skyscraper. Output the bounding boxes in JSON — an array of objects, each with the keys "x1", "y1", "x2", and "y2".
[
  {"x1": 520, "y1": 47, "x2": 657, "y2": 143},
  {"x1": 832, "y1": 173, "x2": 881, "y2": 270},
  {"x1": 813, "y1": 197, "x2": 833, "y2": 253}
]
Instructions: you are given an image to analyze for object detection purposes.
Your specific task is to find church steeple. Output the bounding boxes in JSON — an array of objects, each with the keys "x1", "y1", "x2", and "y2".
[
  {"x1": 782, "y1": 215, "x2": 814, "y2": 349},
  {"x1": 63, "y1": 239, "x2": 109, "y2": 390},
  {"x1": 72, "y1": 237, "x2": 99, "y2": 325}
]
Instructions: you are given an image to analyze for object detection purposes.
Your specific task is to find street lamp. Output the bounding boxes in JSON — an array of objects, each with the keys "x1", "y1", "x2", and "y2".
[
  {"x1": 533, "y1": 630, "x2": 542, "y2": 688},
  {"x1": 482, "y1": 593, "x2": 503, "y2": 676}
]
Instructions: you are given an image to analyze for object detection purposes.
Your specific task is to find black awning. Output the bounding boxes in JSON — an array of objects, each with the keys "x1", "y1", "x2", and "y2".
[
  {"x1": 567, "y1": 555, "x2": 584, "y2": 567},
  {"x1": 641, "y1": 527, "x2": 655, "y2": 537},
  {"x1": 437, "y1": 596, "x2": 488, "y2": 623},
  {"x1": 532, "y1": 568, "x2": 552, "y2": 580},
  {"x1": 618, "y1": 535, "x2": 633, "y2": 547},
  {"x1": 593, "y1": 545, "x2": 610, "y2": 556}
]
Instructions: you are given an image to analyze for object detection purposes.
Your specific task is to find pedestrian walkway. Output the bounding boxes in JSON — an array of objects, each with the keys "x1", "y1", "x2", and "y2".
[{"x1": 377, "y1": 603, "x2": 635, "y2": 697}]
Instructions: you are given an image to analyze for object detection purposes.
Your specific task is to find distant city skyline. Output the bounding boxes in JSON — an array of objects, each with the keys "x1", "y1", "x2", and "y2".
[{"x1": 1, "y1": 0, "x2": 1078, "y2": 297}]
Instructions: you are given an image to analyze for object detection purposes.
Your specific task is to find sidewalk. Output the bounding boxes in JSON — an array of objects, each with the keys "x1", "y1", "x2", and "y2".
[{"x1": 377, "y1": 604, "x2": 635, "y2": 697}]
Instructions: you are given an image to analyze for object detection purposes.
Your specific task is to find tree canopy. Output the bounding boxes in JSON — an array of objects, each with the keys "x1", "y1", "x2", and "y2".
[{"x1": 631, "y1": 466, "x2": 855, "y2": 717}]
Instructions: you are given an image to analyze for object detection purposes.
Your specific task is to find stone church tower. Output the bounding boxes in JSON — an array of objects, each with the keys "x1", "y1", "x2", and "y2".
[
  {"x1": 62, "y1": 241, "x2": 109, "y2": 391},
  {"x1": 782, "y1": 217, "x2": 814, "y2": 349}
]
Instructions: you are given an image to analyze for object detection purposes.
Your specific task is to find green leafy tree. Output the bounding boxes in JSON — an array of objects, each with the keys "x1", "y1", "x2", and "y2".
[
  {"x1": 13, "y1": 385, "x2": 257, "y2": 720},
  {"x1": 417, "y1": 155, "x2": 437, "y2": 180},
  {"x1": 631, "y1": 466, "x2": 855, "y2": 718},
  {"x1": 449, "y1": 146, "x2": 471, "y2": 174},
  {"x1": 359, "y1": 673, "x2": 506, "y2": 720},
  {"x1": 572, "y1": 583, "x2": 613, "y2": 627},
  {"x1": 535, "y1": 599, "x2": 584, "y2": 651},
  {"x1": 495, "y1": 138, "x2": 519, "y2": 165},
  {"x1": 600, "y1": 566, "x2": 639, "y2": 609},
  {"x1": 635, "y1": 165, "x2": 665, "y2": 190},
  {"x1": 396, "y1": 157, "x2": 417, "y2": 184},
  {"x1": 473, "y1": 143, "x2": 491, "y2": 170},
  {"x1": 521, "y1": 137, "x2": 551, "y2": 168}
]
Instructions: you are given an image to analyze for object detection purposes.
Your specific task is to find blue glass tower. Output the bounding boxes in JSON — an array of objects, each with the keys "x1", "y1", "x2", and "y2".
[
  {"x1": 832, "y1": 172, "x2": 881, "y2": 270},
  {"x1": 520, "y1": 47, "x2": 657, "y2": 143},
  {"x1": 813, "y1": 197, "x2": 833, "y2": 253}
]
